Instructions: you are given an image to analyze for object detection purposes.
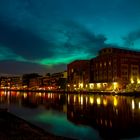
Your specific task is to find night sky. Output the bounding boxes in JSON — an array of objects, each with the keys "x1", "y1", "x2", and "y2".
[{"x1": 0, "y1": 0, "x2": 140, "y2": 75}]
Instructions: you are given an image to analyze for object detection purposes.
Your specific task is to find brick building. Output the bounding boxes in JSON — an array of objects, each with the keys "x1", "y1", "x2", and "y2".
[
  {"x1": 67, "y1": 60, "x2": 90, "y2": 91},
  {"x1": 67, "y1": 48, "x2": 140, "y2": 91},
  {"x1": 90, "y1": 47, "x2": 140, "y2": 91}
]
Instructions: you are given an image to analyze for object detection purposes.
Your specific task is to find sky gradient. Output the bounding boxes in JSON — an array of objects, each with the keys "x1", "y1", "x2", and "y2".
[{"x1": 0, "y1": 0, "x2": 140, "y2": 74}]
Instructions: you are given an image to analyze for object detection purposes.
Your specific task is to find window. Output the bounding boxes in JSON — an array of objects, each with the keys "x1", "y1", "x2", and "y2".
[
  {"x1": 133, "y1": 67, "x2": 138, "y2": 70},
  {"x1": 100, "y1": 63, "x2": 102, "y2": 67},
  {"x1": 96, "y1": 63, "x2": 98, "y2": 68}
]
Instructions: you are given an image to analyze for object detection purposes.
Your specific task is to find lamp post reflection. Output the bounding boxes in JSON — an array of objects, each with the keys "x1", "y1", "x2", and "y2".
[{"x1": 67, "y1": 94, "x2": 140, "y2": 139}]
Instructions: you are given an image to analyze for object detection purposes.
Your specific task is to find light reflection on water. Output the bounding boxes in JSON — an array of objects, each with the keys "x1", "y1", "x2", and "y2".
[{"x1": 0, "y1": 91, "x2": 140, "y2": 140}]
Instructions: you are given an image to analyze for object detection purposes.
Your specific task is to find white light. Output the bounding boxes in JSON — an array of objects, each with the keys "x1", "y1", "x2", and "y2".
[
  {"x1": 80, "y1": 95, "x2": 83, "y2": 105},
  {"x1": 132, "y1": 100, "x2": 135, "y2": 109},
  {"x1": 139, "y1": 102, "x2": 140, "y2": 109}
]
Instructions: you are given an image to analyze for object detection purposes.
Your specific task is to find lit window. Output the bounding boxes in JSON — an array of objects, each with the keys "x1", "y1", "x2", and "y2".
[
  {"x1": 96, "y1": 63, "x2": 98, "y2": 68},
  {"x1": 100, "y1": 63, "x2": 102, "y2": 67},
  {"x1": 97, "y1": 83, "x2": 101, "y2": 88},
  {"x1": 138, "y1": 79, "x2": 140, "y2": 84},
  {"x1": 131, "y1": 78, "x2": 134, "y2": 84},
  {"x1": 89, "y1": 83, "x2": 94, "y2": 89},
  {"x1": 71, "y1": 69, "x2": 74, "y2": 73}
]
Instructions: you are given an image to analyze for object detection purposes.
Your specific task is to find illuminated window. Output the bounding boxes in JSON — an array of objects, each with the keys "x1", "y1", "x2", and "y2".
[
  {"x1": 71, "y1": 69, "x2": 74, "y2": 73},
  {"x1": 137, "y1": 79, "x2": 140, "y2": 84},
  {"x1": 100, "y1": 63, "x2": 102, "y2": 67},
  {"x1": 96, "y1": 63, "x2": 98, "y2": 68},
  {"x1": 97, "y1": 83, "x2": 101, "y2": 88},
  {"x1": 89, "y1": 83, "x2": 94, "y2": 89},
  {"x1": 131, "y1": 78, "x2": 134, "y2": 84}
]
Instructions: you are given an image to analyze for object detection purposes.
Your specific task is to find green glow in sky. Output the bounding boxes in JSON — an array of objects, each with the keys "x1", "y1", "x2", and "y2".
[
  {"x1": 39, "y1": 51, "x2": 91, "y2": 66},
  {"x1": 0, "y1": 0, "x2": 140, "y2": 73}
]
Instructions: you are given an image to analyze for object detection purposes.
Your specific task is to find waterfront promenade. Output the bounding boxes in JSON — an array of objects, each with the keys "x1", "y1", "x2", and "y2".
[{"x1": 1, "y1": 88, "x2": 140, "y2": 97}]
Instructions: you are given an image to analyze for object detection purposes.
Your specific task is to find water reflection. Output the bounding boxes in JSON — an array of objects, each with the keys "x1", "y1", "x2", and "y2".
[
  {"x1": 1, "y1": 91, "x2": 140, "y2": 139},
  {"x1": 0, "y1": 91, "x2": 67, "y2": 111},
  {"x1": 67, "y1": 94, "x2": 140, "y2": 140}
]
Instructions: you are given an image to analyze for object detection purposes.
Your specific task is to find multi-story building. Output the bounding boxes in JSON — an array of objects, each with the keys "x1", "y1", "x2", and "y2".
[
  {"x1": 90, "y1": 47, "x2": 140, "y2": 91},
  {"x1": 67, "y1": 48, "x2": 140, "y2": 91},
  {"x1": 50, "y1": 71, "x2": 67, "y2": 90},
  {"x1": 67, "y1": 60, "x2": 90, "y2": 91},
  {"x1": 29, "y1": 77, "x2": 43, "y2": 89},
  {"x1": 10, "y1": 76, "x2": 22, "y2": 89},
  {"x1": 0, "y1": 76, "x2": 22, "y2": 89},
  {"x1": 22, "y1": 73, "x2": 41, "y2": 88}
]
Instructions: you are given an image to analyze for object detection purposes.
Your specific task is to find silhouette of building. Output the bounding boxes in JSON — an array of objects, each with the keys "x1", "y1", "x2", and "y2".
[{"x1": 67, "y1": 60, "x2": 90, "y2": 91}]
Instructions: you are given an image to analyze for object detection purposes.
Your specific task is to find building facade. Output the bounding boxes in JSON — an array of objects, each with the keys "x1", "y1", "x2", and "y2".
[
  {"x1": 50, "y1": 71, "x2": 67, "y2": 90},
  {"x1": 90, "y1": 47, "x2": 140, "y2": 91},
  {"x1": 67, "y1": 48, "x2": 140, "y2": 91},
  {"x1": 67, "y1": 60, "x2": 90, "y2": 91},
  {"x1": 0, "y1": 76, "x2": 22, "y2": 89}
]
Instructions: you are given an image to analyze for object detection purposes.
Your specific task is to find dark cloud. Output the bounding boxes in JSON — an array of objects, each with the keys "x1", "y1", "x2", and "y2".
[
  {"x1": 0, "y1": 0, "x2": 139, "y2": 74},
  {"x1": 0, "y1": 60, "x2": 46, "y2": 75},
  {"x1": 0, "y1": 18, "x2": 53, "y2": 60},
  {"x1": 123, "y1": 30, "x2": 140, "y2": 49},
  {"x1": 60, "y1": 21, "x2": 108, "y2": 54},
  {"x1": 0, "y1": 60, "x2": 66, "y2": 75}
]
